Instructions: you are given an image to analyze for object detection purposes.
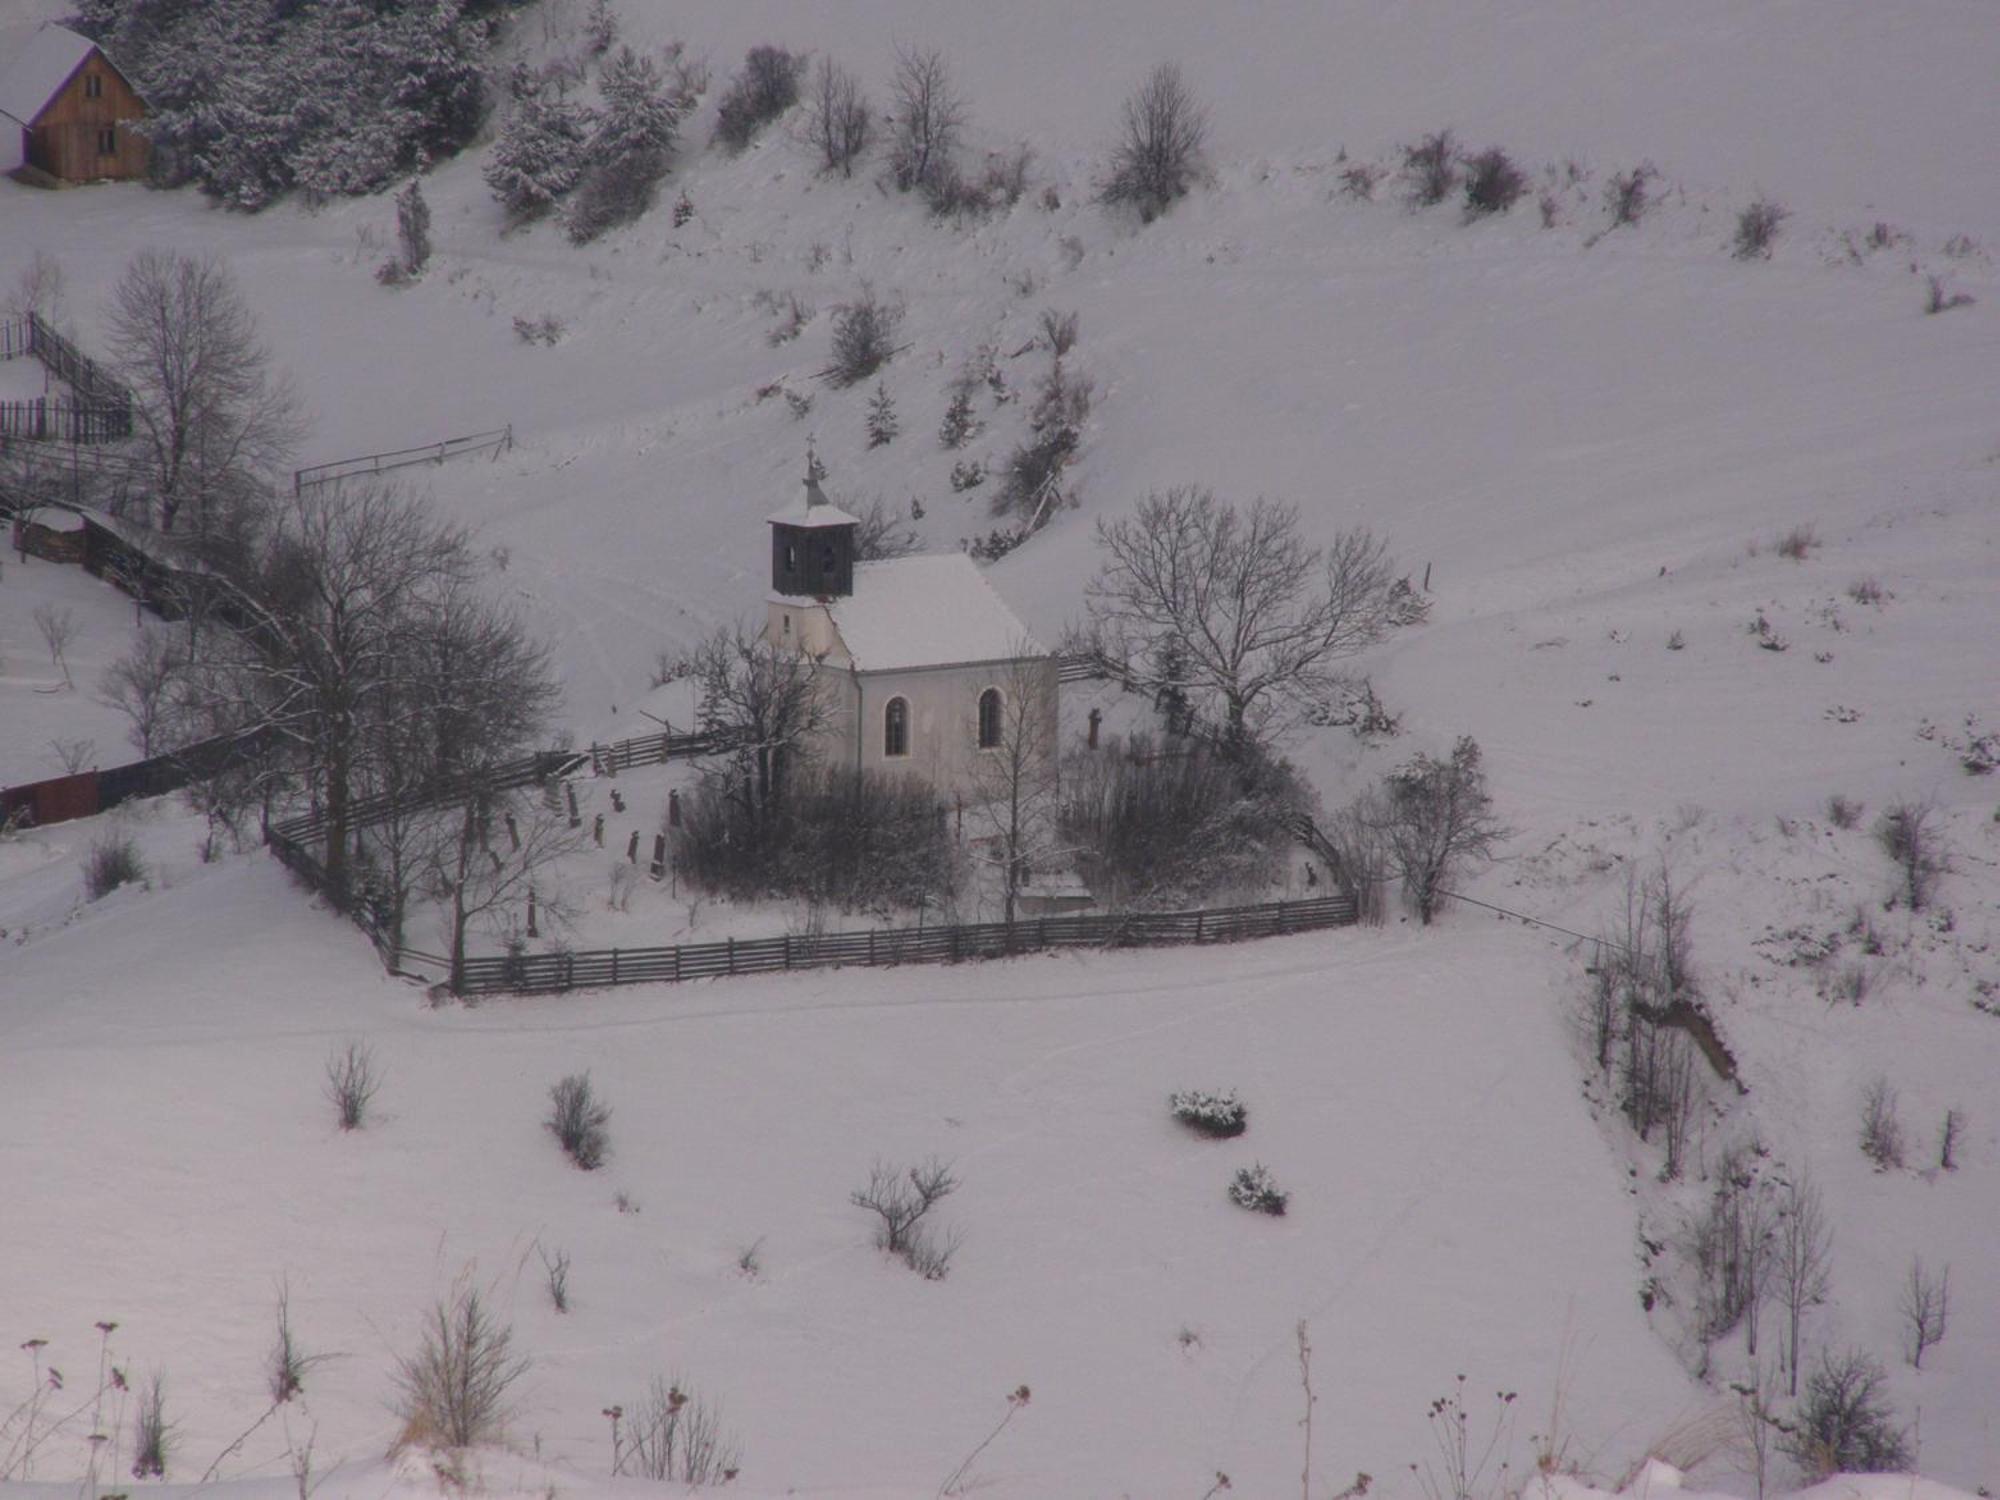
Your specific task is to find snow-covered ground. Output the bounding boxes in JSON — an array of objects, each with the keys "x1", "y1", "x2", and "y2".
[{"x1": 3, "y1": 0, "x2": 1998, "y2": 1496}]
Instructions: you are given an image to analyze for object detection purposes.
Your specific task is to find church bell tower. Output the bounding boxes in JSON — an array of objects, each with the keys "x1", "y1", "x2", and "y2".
[{"x1": 768, "y1": 451, "x2": 859, "y2": 599}]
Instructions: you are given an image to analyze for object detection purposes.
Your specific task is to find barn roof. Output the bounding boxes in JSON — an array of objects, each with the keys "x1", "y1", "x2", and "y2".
[
  {"x1": 0, "y1": 23, "x2": 97, "y2": 127},
  {"x1": 825, "y1": 554, "x2": 1046, "y2": 672}
]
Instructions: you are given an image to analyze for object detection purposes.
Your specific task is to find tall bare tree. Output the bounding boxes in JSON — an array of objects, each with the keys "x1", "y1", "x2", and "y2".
[
  {"x1": 427, "y1": 790, "x2": 583, "y2": 993},
  {"x1": 161, "y1": 481, "x2": 556, "y2": 895},
  {"x1": 805, "y1": 55, "x2": 871, "y2": 177},
  {"x1": 1101, "y1": 62, "x2": 1208, "y2": 220},
  {"x1": 1086, "y1": 487, "x2": 1425, "y2": 758},
  {"x1": 963, "y1": 652, "x2": 1063, "y2": 923},
  {"x1": 690, "y1": 623, "x2": 829, "y2": 829},
  {"x1": 887, "y1": 44, "x2": 965, "y2": 193},
  {"x1": 1776, "y1": 1172, "x2": 1834, "y2": 1396},
  {"x1": 99, "y1": 627, "x2": 185, "y2": 756},
  {"x1": 106, "y1": 250, "x2": 304, "y2": 535}
]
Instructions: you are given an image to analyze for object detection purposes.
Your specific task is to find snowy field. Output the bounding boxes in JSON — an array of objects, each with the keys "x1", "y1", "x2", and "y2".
[{"x1": 3, "y1": 0, "x2": 1998, "y2": 1497}]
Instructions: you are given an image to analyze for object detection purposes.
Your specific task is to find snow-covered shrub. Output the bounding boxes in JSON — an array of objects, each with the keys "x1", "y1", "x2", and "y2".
[
  {"x1": 324, "y1": 1040, "x2": 382, "y2": 1130},
  {"x1": 828, "y1": 287, "x2": 903, "y2": 386},
  {"x1": 1605, "y1": 164, "x2": 1659, "y2": 227},
  {"x1": 1774, "y1": 524, "x2": 1818, "y2": 560},
  {"x1": 82, "y1": 834, "x2": 145, "y2": 900},
  {"x1": 673, "y1": 767, "x2": 957, "y2": 914},
  {"x1": 1461, "y1": 147, "x2": 1526, "y2": 217},
  {"x1": 547, "y1": 1072, "x2": 612, "y2": 1170},
  {"x1": 1875, "y1": 801, "x2": 1941, "y2": 910},
  {"x1": 1733, "y1": 198, "x2": 1788, "y2": 260},
  {"x1": 1062, "y1": 735, "x2": 1303, "y2": 910},
  {"x1": 130, "y1": 1372, "x2": 171, "y2": 1479},
  {"x1": 617, "y1": 1375, "x2": 740, "y2": 1484},
  {"x1": 950, "y1": 459, "x2": 987, "y2": 491},
  {"x1": 392, "y1": 1284, "x2": 527, "y2": 1450},
  {"x1": 1781, "y1": 1350, "x2": 1911, "y2": 1478},
  {"x1": 1401, "y1": 129, "x2": 1458, "y2": 207},
  {"x1": 852, "y1": 1158, "x2": 961, "y2": 1277},
  {"x1": 1340, "y1": 161, "x2": 1383, "y2": 200},
  {"x1": 1825, "y1": 793, "x2": 1864, "y2": 829},
  {"x1": 713, "y1": 45, "x2": 804, "y2": 151},
  {"x1": 1858, "y1": 1076, "x2": 1905, "y2": 1170},
  {"x1": 1100, "y1": 63, "x2": 1207, "y2": 222},
  {"x1": 1169, "y1": 1089, "x2": 1248, "y2": 1138},
  {"x1": 1228, "y1": 1163, "x2": 1287, "y2": 1215},
  {"x1": 1923, "y1": 275, "x2": 1975, "y2": 315}
]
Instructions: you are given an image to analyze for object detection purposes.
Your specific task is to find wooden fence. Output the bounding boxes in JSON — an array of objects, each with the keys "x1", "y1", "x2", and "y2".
[
  {"x1": 585, "y1": 726, "x2": 740, "y2": 774},
  {"x1": 451, "y1": 896, "x2": 1354, "y2": 996},
  {"x1": 0, "y1": 397, "x2": 133, "y2": 443},
  {"x1": 293, "y1": 425, "x2": 513, "y2": 494},
  {"x1": 2, "y1": 312, "x2": 130, "y2": 407}
]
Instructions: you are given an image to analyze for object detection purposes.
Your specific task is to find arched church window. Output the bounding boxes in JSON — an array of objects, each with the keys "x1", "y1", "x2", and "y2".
[{"x1": 885, "y1": 697, "x2": 909, "y2": 757}]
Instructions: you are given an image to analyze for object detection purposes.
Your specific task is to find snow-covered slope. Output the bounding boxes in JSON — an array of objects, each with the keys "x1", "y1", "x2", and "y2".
[{"x1": 3, "y1": 1, "x2": 1997, "y2": 1496}]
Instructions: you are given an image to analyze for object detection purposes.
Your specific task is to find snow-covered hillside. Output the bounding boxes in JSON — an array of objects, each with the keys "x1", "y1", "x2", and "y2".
[{"x1": 3, "y1": 1, "x2": 1996, "y2": 1497}]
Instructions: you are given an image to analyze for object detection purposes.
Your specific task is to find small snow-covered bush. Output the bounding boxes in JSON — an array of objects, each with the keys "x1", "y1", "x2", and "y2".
[
  {"x1": 130, "y1": 1372, "x2": 172, "y2": 1479},
  {"x1": 1826, "y1": 793, "x2": 1864, "y2": 829},
  {"x1": 325, "y1": 1040, "x2": 382, "y2": 1130},
  {"x1": 1170, "y1": 1089, "x2": 1248, "y2": 1138},
  {"x1": 1781, "y1": 1350, "x2": 1911, "y2": 1478},
  {"x1": 1733, "y1": 198, "x2": 1787, "y2": 260},
  {"x1": 1605, "y1": 164, "x2": 1658, "y2": 227},
  {"x1": 713, "y1": 45, "x2": 804, "y2": 151},
  {"x1": 83, "y1": 835, "x2": 144, "y2": 900},
  {"x1": 829, "y1": 287, "x2": 903, "y2": 386},
  {"x1": 1462, "y1": 147, "x2": 1527, "y2": 216},
  {"x1": 1859, "y1": 1076, "x2": 1905, "y2": 1170},
  {"x1": 618, "y1": 1375, "x2": 740, "y2": 1484},
  {"x1": 547, "y1": 1072, "x2": 612, "y2": 1170},
  {"x1": 392, "y1": 1284, "x2": 527, "y2": 1451},
  {"x1": 1775, "y1": 523, "x2": 1818, "y2": 560},
  {"x1": 852, "y1": 1158, "x2": 961, "y2": 1277},
  {"x1": 1340, "y1": 162, "x2": 1383, "y2": 200},
  {"x1": 1924, "y1": 274, "x2": 1977, "y2": 314},
  {"x1": 1228, "y1": 1163, "x2": 1288, "y2": 1216},
  {"x1": 1401, "y1": 129, "x2": 1458, "y2": 207}
]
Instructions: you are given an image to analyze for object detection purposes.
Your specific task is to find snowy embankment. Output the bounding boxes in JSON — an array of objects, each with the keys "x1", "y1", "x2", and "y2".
[{"x1": 4, "y1": 0, "x2": 2000, "y2": 1495}]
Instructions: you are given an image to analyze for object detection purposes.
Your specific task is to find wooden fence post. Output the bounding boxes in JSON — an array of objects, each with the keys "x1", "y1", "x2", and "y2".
[
  {"x1": 611, "y1": 948, "x2": 619, "y2": 984},
  {"x1": 727, "y1": 936, "x2": 736, "y2": 975}
]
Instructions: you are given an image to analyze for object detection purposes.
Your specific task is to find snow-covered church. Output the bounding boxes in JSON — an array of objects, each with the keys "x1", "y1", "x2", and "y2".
[{"x1": 762, "y1": 467, "x2": 1058, "y2": 798}]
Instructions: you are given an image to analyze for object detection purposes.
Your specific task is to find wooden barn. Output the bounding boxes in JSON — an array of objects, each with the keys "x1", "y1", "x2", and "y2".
[{"x1": 0, "y1": 23, "x2": 148, "y2": 184}]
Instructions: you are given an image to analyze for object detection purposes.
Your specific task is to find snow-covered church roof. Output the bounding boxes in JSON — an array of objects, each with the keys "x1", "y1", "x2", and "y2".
[
  {"x1": 824, "y1": 555, "x2": 1046, "y2": 673},
  {"x1": 765, "y1": 474, "x2": 859, "y2": 529},
  {"x1": 0, "y1": 24, "x2": 97, "y2": 126}
]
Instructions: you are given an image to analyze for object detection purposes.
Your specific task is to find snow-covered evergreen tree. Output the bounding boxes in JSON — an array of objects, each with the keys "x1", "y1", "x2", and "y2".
[
  {"x1": 79, "y1": 0, "x2": 500, "y2": 210},
  {"x1": 939, "y1": 387, "x2": 977, "y2": 448},
  {"x1": 567, "y1": 45, "x2": 680, "y2": 243},
  {"x1": 866, "y1": 384, "x2": 899, "y2": 448},
  {"x1": 485, "y1": 68, "x2": 594, "y2": 223}
]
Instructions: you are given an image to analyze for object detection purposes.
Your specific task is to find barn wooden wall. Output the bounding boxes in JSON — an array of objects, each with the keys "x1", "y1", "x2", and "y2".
[{"x1": 27, "y1": 55, "x2": 147, "y2": 181}]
